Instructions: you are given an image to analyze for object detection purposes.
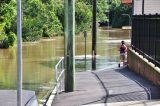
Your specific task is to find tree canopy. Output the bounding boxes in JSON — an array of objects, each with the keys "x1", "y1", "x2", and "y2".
[{"x1": 0, "y1": 0, "x2": 131, "y2": 48}]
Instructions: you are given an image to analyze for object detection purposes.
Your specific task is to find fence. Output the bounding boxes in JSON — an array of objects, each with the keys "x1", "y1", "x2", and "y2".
[
  {"x1": 55, "y1": 57, "x2": 65, "y2": 95},
  {"x1": 45, "y1": 57, "x2": 65, "y2": 106},
  {"x1": 132, "y1": 14, "x2": 160, "y2": 67}
]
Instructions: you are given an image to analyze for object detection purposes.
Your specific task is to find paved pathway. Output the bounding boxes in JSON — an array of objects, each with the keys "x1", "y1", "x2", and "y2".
[
  {"x1": 52, "y1": 67, "x2": 160, "y2": 106},
  {"x1": 0, "y1": 90, "x2": 37, "y2": 106}
]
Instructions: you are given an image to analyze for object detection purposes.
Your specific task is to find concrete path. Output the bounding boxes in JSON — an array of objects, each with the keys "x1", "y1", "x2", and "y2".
[
  {"x1": 0, "y1": 90, "x2": 38, "y2": 106},
  {"x1": 52, "y1": 67, "x2": 160, "y2": 106}
]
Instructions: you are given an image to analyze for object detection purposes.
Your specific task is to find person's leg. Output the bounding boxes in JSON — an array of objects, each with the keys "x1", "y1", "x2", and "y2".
[
  {"x1": 122, "y1": 55, "x2": 125, "y2": 66},
  {"x1": 119, "y1": 55, "x2": 123, "y2": 67},
  {"x1": 119, "y1": 55, "x2": 122, "y2": 67}
]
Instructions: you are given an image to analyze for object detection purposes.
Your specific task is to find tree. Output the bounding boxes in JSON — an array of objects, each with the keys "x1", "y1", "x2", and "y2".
[
  {"x1": 0, "y1": 0, "x2": 17, "y2": 48},
  {"x1": 22, "y1": 0, "x2": 63, "y2": 41},
  {"x1": 111, "y1": 4, "x2": 132, "y2": 28},
  {"x1": 104, "y1": 0, "x2": 131, "y2": 27},
  {"x1": 75, "y1": 1, "x2": 92, "y2": 33}
]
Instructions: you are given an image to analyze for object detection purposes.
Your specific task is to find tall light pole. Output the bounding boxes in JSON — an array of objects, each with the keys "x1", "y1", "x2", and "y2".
[
  {"x1": 122, "y1": 13, "x2": 132, "y2": 40},
  {"x1": 16, "y1": 0, "x2": 22, "y2": 105},
  {"x1": 84, "y1": 31, "x2": 87, "y2": 71}
]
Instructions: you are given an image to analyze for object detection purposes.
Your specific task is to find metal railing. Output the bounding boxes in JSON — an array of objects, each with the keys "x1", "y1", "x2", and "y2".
[
  {"x1": 55, "y1": 57, "x2": 65, "y2": 96},
  {"x1": 45, "y1": 57, "x2": 65, "y2": 105},
  {"x1": 132, "y1": 14, "x2": 160, "y2": 67}
]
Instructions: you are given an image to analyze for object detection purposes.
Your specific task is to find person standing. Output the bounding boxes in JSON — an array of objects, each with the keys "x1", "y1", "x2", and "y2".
[{"x1": 119, "y1": 40, "x2": 127, "y2": 67}]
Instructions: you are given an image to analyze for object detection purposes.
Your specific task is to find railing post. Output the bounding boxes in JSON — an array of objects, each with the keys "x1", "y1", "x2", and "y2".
[
  {"x1": 55, "y1": 66, "x2": 58, "y2": 97},
  {"x1": 155, "y1": 14, "x2": 158, "y2": 66}
]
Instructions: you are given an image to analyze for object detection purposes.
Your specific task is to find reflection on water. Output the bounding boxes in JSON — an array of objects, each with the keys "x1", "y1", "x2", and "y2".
[{"x1": 0, "y1": 27, "x2": 130, "y2": 103}]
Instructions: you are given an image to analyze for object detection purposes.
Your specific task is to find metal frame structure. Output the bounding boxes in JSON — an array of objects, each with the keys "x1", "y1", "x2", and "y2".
[
  {"x1": 132, "y1": 14, "x2": 160, "y2": 67},
  {"x1": 55, "y1": 57, "x2": 65, "y2": 96}
]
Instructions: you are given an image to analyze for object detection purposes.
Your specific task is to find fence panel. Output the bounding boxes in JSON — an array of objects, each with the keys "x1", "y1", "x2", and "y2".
[{"x1": 132, "y1": 14, "x2": 160, "y2": 67}]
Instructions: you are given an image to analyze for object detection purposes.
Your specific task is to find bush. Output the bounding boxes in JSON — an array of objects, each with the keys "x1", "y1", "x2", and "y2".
[
  {"x1": 22, "y1": 18, "x2": 43, "y2": 42},
  {"x1": 8, "y1": 32, "x2": 16, "y2": 46},
  {"x1": 22, "y1": 28, "x2": 42, "y2": 42},
  {"x1": 75, "y1": 1, "x2": 92, "y2": 33},
  {"x1": 2, "y1": 38, "x2": 10, "y2": 48},
  {"x1": 0, "y1": 32, "x2": 16, "y2": 48},
  {"x1": 111, "y1": 4, "x2": 132, "y2": 28}
]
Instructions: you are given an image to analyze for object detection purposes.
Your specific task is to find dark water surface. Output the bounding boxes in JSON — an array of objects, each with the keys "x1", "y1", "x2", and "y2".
[{"x1": 0, "y1": 27, "x2": 130, "y2": 103}]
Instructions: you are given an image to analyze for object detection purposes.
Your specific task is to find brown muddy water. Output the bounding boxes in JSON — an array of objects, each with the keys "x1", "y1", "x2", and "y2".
[{"x1": 0, "y1": 27, "x2": 130, "y2": 104}]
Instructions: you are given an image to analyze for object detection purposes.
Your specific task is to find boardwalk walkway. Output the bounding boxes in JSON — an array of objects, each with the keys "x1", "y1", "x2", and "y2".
[{"x1": 52, "y1": 67, "x2": 160, "y2": 106}]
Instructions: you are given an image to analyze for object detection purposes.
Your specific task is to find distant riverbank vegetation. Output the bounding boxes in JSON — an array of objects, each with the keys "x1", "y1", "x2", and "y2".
[{"x1": 0, "y1": 0, "x2": 131, "y2": 48}]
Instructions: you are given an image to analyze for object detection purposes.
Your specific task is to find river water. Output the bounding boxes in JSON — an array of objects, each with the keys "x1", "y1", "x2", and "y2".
[{"x1": 0, "y1": 27, "x2": 130, "y2": 103}]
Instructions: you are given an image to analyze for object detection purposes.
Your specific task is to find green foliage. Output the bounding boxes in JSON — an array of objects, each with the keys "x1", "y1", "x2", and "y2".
[
  {"x1": 97, "y1": 0, "x2": 108, "y2": 22},
  {"x1": 54, "y1": 0, "x2": 64, "y2": 31},
  {"x1": 0, "y1": 0, "x2": 12, "y2": 4},
  {"x1": 107, "y1": 0, "x2": 132, "y2": 28},
  {"x1": 0, "y1": 0, "x2": 16, "y2": 30},
  {"x1": 0, "y1": 0, "x2": 131, "y2": 46},
  {"x1": 22, "y1": 0, "x2": 62, "y2": 40},
  {"x1": 0, "y1": 33, "x2": 7, "y2": 40},
  {"x1": 75, "y1": 1, "x2": 92, "y2": 33},
  {"x1": 111, "y1": 4, "x2": 132, "y2": 28},
  {"x1": 22, "y1": 0, "x2": 44, "y2": 41},
  {"x1": 2, "y1": 38, "x2": 10, "y2": 48},
  {"x1": 78, "y1": 0, "x2": 108, "y2": 23},
  {"x1": 8, "y1": 32, "x2": 16, "y2": 46},
  {"x1": 43, "y1": 2, "x2": 63, "y2": 37},
  {"x1": 0, "y1": 0, "x2": 17, "y2": 48},
  {"x1": 0, "y1": 32, "x2": 16, "y2": 48},
  {"x1": 22, "y1": 17, "x2": 43, "y2": 41}
]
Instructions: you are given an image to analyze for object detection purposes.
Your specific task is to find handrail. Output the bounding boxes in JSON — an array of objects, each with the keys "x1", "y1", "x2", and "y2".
[
  {"x1": 55, "y1": 57, "x2": 65, "y2": 97},
  {"x1": 45, "y1": 57, "x2": 65, "y2": 106}
]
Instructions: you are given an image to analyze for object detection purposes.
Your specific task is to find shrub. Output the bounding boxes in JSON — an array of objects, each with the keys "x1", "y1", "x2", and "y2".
[
  {"x1": 8, "y1": 32, "x2": 16, "y2": 46},
  {"x1": 2, "y1": 38, "x2": 10, "y2": 48},
  {"x1": 22, "y1": 18, "x2": 43, "y2": 42},
  {"x1": 0, "y1": 32, "x2": 16, "y2": 48}
]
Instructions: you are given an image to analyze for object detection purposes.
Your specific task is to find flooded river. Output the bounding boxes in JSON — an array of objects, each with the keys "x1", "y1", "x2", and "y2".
[{"x1": 0, "y1": 27, "x2": 130, "y2": 103}]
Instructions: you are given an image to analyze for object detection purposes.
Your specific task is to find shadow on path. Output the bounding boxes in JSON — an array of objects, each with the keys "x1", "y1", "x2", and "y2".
[
  {"x1": 94, "y1": 67, "x2": 160, "y2": 103},
  {"x1": 52, "y1": 67, "x2": 160, "y2": 106}
]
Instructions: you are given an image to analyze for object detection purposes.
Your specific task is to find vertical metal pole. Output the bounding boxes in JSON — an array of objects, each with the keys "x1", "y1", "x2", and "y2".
[
  {"x1": 129, "y1": 16, "x2": 131, "y2": 40},
  {"x1": 132, "y1": 0, "x2": 135, "y2": 15},
  {"x1": 92, "y1": 0, "x2": 97, "y2": 70},
  {"x1": 16, "y1": 0, "x2": 22, "y2": 105},
  {"x1": 108, "y1": 2, "x2": 109, "y2": 35},
  {"x1": 155, "y1": 14, "x2": 158, "y2": 65},
  {"x1": 142, "y1": 0, "x2": 144, "y2": 15},
  {"x1": 64, "y1": 0, "x2": 75, "y2": 92},
  {"x1": 84, "y1": 31, "x2": 87, "y2": 71}
]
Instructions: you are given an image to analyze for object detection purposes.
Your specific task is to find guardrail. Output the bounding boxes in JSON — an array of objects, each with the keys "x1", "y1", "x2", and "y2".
[
  {"x1": 55, "y1": 57, "x2": 65, "y2": 95},
  {"x1": 45, "y1": 57, "x2": 65, "y2": 106}
]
